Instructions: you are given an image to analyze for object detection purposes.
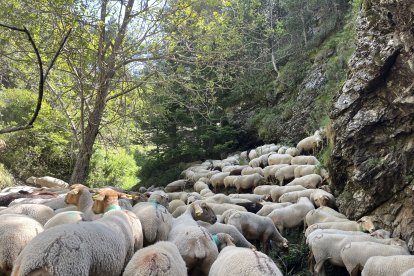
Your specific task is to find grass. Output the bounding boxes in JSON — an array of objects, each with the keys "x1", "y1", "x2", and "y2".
[{"x1": 0, "y1": 163, "x2": 15, "y2": 190}]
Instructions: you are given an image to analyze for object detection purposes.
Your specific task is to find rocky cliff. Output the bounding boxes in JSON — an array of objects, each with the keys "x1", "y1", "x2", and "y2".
[{"x1": 330, "y1": 0, "x2": 414, "y2": 251}]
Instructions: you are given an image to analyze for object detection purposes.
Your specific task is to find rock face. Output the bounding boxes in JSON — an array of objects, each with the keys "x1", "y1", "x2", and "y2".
[{"x1": 330, "y1": 0, "x2": 414, "y2": 251}]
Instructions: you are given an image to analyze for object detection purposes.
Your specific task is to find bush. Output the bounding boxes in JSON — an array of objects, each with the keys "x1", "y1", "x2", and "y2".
[
  {"x1": 87, "y1": 147, "x2": 139, "y2": 190},
  {"x1": 0, "y1": 89, "x2": 73, "y2": 181},
  {"x1": 0, "y1": 163, "x2": 15, "y2": 189}
]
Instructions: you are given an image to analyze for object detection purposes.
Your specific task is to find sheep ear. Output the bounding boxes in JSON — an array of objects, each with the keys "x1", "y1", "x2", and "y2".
[
  {"x1": 194, "y1": 203, "x2": 203, "y2": 216},
  {"x1": 118, "y1": 193, "x2": 129, "y2": 199},
  {"x1": 92, "y1": 194, "x2": 105, "y2": 201},
  {"x1": 69, "y1": 189, "x2": 79, "y2": 195}
]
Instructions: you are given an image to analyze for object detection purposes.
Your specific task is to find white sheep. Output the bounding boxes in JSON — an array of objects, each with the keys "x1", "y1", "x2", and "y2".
[
  {"x1": 262, "y1": 164, "x2": 289, "y2": 182},
  {"x1": 285, "y1": 174, "x2": 323, "y2": 189},
  {"x1": 305, "y1": 208, "x2": 348, "y2": 229},
  {"x1": 256, "y1": 202, "x2": 292, "y2": 216},
  {"x1": 278, "y1": 189, "x2": 316, "y2": 203},
  {"x1": 197, "y1": 220, "x2": 255, "y2": 249},
  {"x1": 168, "y1": 201, "x2": 218, "y2": 275},
  {"x1": 209, "y1": 245, "x2": 283, "y2": 276},
  {"x1": 274, "y1": 165, "x2": 298, "y2": 185},
  {"x1": 277, "y1": 146, "x2": 288, "y2": 154},
  {"x1": 12, "y1": 210, "x2": 143, "y2": 276},
  {"x1": 25, "y1": 176, "x2": 69, "y2": 189},
  {"x1": 285, "y1": 147, "x2": 300, "y2": 156},
  {"x1": 248, "y1": 149, "x2": 258, "y2": 160},
  {"x1": 233, "y1": 173, "x2": 265, "y2": 193},
  {"x1": 132, "y1": 201, "x2": 173, "y2": 246},
  {"x1": 361, "y1": 255, "x2": 414, "y2": 276},
  {"x1": 0, "y1": 204, "x2": 54, "y2": 225},
  {"x1": 310, "y1": 189, "x2": 336, "y2": 208},
  {"x1": 310, "y1": 233, "x2": 407, "y2": 275},
  {"x1": 306, "y1": 216, "x2": 376, "y2": 235},
  {"x1": 226, "y1": 211, "x2": 288, "y2": 254},
  {"x1": 0, "y1": 214, "x2": 44, "y2": 274},
  {"x1": 122, "y1": 241, "x2": 187, "y2": 276},
  {"x1": 193, "y1": 180, "x2": 209, "y2": 193},
  {"x1": 241, "y1": 166, "x2": 264, "y2": 176},
  {"x1": 164, "y1": 179, "x2": 188, "y2": 193},
  {"x1": 228, "y1": 193, "x2": 269, "y2": 203},
  {"x1": 267, "y1": 197, "x2": 315, "y2": 234},
  {"x1": 168, "y1": 199, "x2": 186, "y2": 213},
  {"x1": 200, "y1": 188, "x2": 215, "y2": 197},
  {"x1": 206, "y1": 202, "x2": 247, "y2": 215},
  {"x1": 340, "y1": 241, "x2": 410, "y2": 274},
  {"x1": 223, "y1": 175, "x2": 238, "y2": 191},
  {"x1": 270, "y1": 185, "x2": 306, "y2": 202},
  {"x1": 253, "y1": 185, "x2": 278, "y2": 195},
  {"x1": 267, "y1": 153, "x2": 292, "y2": 166},
  {"x1": 296, "y1": 133, "x2": 323, "y2": 154},
  {"x1": 291, "y1": 155, "x2": 320, "y2": 165},
  {"x1": 401, "y1": 268, "x2": 414, "y2": 276},
  {"x1": 205, "y1": 194, "x2": 250, "y2": 205},
  {"x1": 210, "y1": 172, "x2": 231, "y2": 192}
]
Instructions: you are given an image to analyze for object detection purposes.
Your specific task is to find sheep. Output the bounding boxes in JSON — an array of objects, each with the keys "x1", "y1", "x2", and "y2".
[
  {"x1": 205, "y1": 194, "x2": 250, "y2": 205},
  {"x1": 166, "y1": 192, "x2": 188, "y2": 202},
  {"x1": 193, "y1": 180, "x2": 209, "y2": 193},
  {"x1": 168, "y1": 201, "x2": 218, "y2": 276},
  {"x1": 253, "y1": 185, "x2": 278, "y2": 195},
  {"x1": 296, "y1": 133, "x2": 322, "y2": 154},
  {"x1": 207, "y1": 202, "x2": 247, "y2": 215},
  {"x1": 310, "y1": 233, "x2": 408, "y2": 275},
  {"x1": 267, "y1": 153, "x2": 292, "y2": 166},
  {"x1": 285, "y1": 147, "x2": 299, "y2": 157},
  {"x1": 223, "y1": 175, "x2": 238, "y2": 191},
  {"x1": 186, "y1": 192, "x2": 202, "y2": 204},
  {"x1": 164, "y1": 179, "x2": 188, "y2": 193},
  {"x1": 248, "y1": 149, "x2": 258, "y2": 160},
  {"x1": 0, "y1": 189, "x2": 59, "y2": 207},
  {"x1": 248, "y1": 157, "x2": 262, "y2": 168},
  {"x1": 305, "y1": 208, "x2": 349, "y2": 228},
  {"x1": 240, "y1": 151, "x2": 248, "y2": 161},
  {"x1": 172, "y1": 205, "x2": 187, "y2": 218},
  {"x1": 340, "y1": 241, "x2": 410, "y2": 275},
  {"x1": 233, "y1": 173, "x2": 265, "y2": 193},
  {"x1": 0, "y1": 214, "x2": 44, "y2": 274},
  {"x1": 197, "y1": 221, "x2": 255, "y2": 249},
  {"x1": 291, "y1": 155, "x2": 320, "y2": 165},
  {"x1": 25, "y1": 176, "x2": 69, "y2": 189},
  {"x1": 316, "y1": 206, "x2": 347, "y2": 219},
  {"x1": 274, "y1": 165, "x2": 298, "y2": 185},
  {"x1": 310, "y1": 189, "x2": 336, "y2": 208},
  {"x1": 168, "y1": 199, "x2": 186, "y2": 213},
  {"x1": 0, "y1": 204, "x2": 54, "y2": 225},
  {"x1": 277, "y1": 146, "x2": 288, "y2": 154},
  {"x1": 122, "y1": 241, "x2": 187, "y2": 276},
  {"x1": 370, "y1": 229, "x2": 391, "y2": 239},
  {"x1": 270, "y1": 185, "x2": 306, "y2": 202},
  {"x1": 209, "y1": 246, "x2": 283, "y2": 276},
  {"x1": 256, "y1": 202, "x2": 292, "y2": 216},
  {"x1": 228, "y1": 193, "x2": 270, "y2": 203},
  {"x1": 43, "y1": 211, "x2": 88, "y2": 230},
  {"x1": 306, "y1": 216, "x2": 376, "y2": 235},
  {"x1": 12, "y1": 210, "x2": 143, "y2": 276},
  {"x1": 234, "y1": 202, "x2": 263, "y2": 213},
  {"x1": 263, "y1": 164, "x2": 289, "y2": 182},
  {"x1": 63, "y1": 184, "x2": 96, "y2": 218},
  {"x1": 92, "y1": 188, "x2": 130, "y2": 214},
  {"x1": 285, "y1": 174, "x2": 323, "y2": 189},
  {"x1": 278, "y1": 189, "x2": 316, "y2": 203},
  {"x1": 210, "y1": 172, "x2": 231, "y2": 192},
  {"x1": 306, "y1": 229, "x2": 368, "y2": 244},
  {"x1": 199, "y1": 188, "x2": 215, "y2": 197},
  {"x1": 361, "y1": 256, "x2": 414, "y2": 276},
  {"x1": 241, "y1": 166, "x2": 264, "y2": 176},
  {"x1": 132, "y1": 200, "x2": 173, "y2": 246},
  {"x1": 267, "y1": 197, "x2": 315, "y2": 234},
  {"x1": 222, "y1": 165, "x2": 248, "y2": 175},
  {"x1": 226, "y1": 211, "x2": 289, "y2": 254},
  {"x1": 402, "y1": 268, "x2": 414, "y2": 276}
]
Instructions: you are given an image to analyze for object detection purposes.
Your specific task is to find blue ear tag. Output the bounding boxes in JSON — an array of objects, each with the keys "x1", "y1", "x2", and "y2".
[
  {"x1": 212, "y1": 234, "x2": 220, "y2": 246},
  {"x1": 105, "y1": 205, "x2": 122, "y2": 213}
]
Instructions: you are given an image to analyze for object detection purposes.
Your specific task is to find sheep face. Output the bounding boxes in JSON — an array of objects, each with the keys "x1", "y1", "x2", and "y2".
[
  {"x1": 273, "y1": 237, "x2": 289, "y2": 252},
  {"x1": 192, "y1": 201, "x2": 217, "y2": 224},
  {"x1": 357, "y1": 216, "x2": 376, "y2": 233},
  {"x1": 314, "y1": 195, "x2": 330, "y2": 207},
  {"x1": 92, "y1": 189, "x2": 125, "y2": 214}
]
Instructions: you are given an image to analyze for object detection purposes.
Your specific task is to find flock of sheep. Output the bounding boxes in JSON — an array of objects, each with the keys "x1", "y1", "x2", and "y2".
[{"x1": 0, "y1": 128, "x2": 413, "y2": 275}]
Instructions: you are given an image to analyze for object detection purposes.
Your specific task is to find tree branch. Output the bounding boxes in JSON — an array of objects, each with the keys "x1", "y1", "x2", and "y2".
[{"x1": 0, "y1": 24, "x2": 71, "y2": 134}]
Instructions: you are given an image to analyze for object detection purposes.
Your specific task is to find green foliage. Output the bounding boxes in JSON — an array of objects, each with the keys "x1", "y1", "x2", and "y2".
[
  {"x1": 0, "y1": 163, "x2": 15, "y2": 189},
  {"x1": 87, "y1": 147, "x2": 139, "y2": 190},
  {"x1": 0, "y1": 89, "x2": 73, "y2": 181}
]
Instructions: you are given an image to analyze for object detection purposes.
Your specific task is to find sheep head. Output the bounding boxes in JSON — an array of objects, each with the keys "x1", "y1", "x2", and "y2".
[
  {"x1": 92, "y1": 188, "x2": 127, "y2": 214},
  {"x1": 65, "y1": 184, "x2": 89, "y2": 205},
  {"x1": 147, "y1": 191, "x2": 169, "y2": 207},
  {"x1": 273, "y1": 237, "x2": 289, "y2": 252},
  {"x1": 214, "y1": 233, "x2": 235, "y2": 251},
  {"x1": 191, "y1": 201, "x2": 217, "y2": 224},
  {"x1": 357, "y1": 216, "x2": 376, "y2": 233},
  {"x1": 314, "y1": 195, "x2": 330, "y2": 207}
]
